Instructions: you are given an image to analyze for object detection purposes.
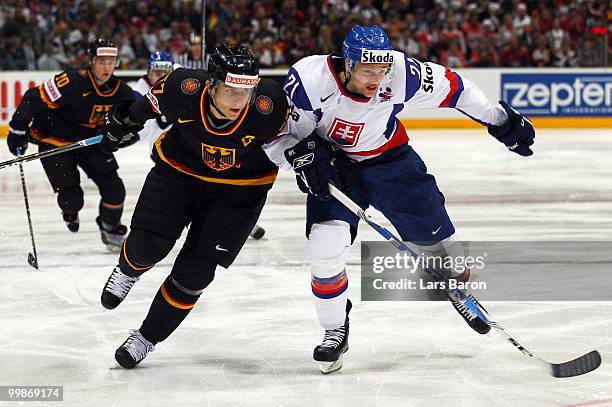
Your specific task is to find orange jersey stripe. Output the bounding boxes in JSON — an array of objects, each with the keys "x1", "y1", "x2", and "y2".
[
  {"x1": 122, "y1": 240, "x2": 153, "y2": 272},
  {"x1": 101, "y1": 201, "x2": 124, "y2": 209},
  {"x1": 29, "y1": 128, "x2": 70, "y2": 147},
  {"x1": 87, "y1": 69, "x2": 121, "y2": 97},
  {"x1": 160, "y1": 282, "x2": 195, "y2": 310},
  {"x1": 199, "y1": 84, "x2": 250, "y2": 135},
  {"x1": 154, "y1": 132, "x2": 277, "y2": 186}
]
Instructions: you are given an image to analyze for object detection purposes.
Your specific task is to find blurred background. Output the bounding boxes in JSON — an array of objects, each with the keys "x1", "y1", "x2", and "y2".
[{"x1": 0, "y1": 0, "x2": 609, "y2": 71}]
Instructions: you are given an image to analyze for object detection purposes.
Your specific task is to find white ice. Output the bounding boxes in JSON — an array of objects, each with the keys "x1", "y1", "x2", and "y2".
[{"x1": 0, "y1": 129, "x2": 611, "y2": 406}]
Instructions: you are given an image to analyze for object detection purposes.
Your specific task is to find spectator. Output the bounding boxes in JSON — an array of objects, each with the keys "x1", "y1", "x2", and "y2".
[
  {"x1": 440, "y1": 17, "x2": 467, "y2": 55},
  {"x1": 461, "y1": 9, "x2": 482, "y2": 56},
  {"x1": 577, "y1": 37, "x2": 603, "y2": 67},
  {"x1": 37, "y1": 41, "x2": 69, "y2": 71},
  {"x1": 439, "y1": 39, "x2": 467, "y2": 68},
  {"x1": 8, "y1": 35, "x2": 27, "y2": 70},
  {"x1": 22, "y1": 36, "x2": 37, "y2": 70},
  {"x1": 532, "y1": 34, "x2": 552, "y2": 67},
  {"x1": 471, "y1": 38, "x2": 500, "y2": 67},
  {"x1": 175, "y1": 33, "x2": 204, "y2": 69},
  {"x1": 500, "y1": 34, "x2": 531, "y2": 67},
  {"x1": 512, "y1": 3, "x2": 531, "y2": 37},
  {"x1": 554, "y1": 39, "x2": 577, "y2": 67},
  {"x1": 547, "y1": 18, "x2": 570, "y2": 52}
]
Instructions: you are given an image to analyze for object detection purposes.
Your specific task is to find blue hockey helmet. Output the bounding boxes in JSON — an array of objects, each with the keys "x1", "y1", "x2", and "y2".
[
  {"x1": 147, "y1": 51, "x2": 173, "y2": 72},
  {"x1": 342, "y1": 25, "x2": 394, "y2": 71}
]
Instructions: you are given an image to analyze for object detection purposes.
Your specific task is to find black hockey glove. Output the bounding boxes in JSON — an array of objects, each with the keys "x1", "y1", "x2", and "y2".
[
  {"x1": 155, "y1": 115, "x2": 171, "y2": 130},
  {"x1": 284, "y1": 135, "x2": 340, "y2": 201},
  {"x1": 328, "y1": 144, "x2": 356, "y2": 195},
  {"x1": 6, "y1": 122, "x2": 30, "y2": 156},
  {"x1": 488, "y1": 100, "x2": 535, "y2": 157},
  {"x1": 99, "y1": 102, "x2": 143, "y2": 154},
  {"x1": 117, "y1": 133, "x2": 140, "y2": 149}
]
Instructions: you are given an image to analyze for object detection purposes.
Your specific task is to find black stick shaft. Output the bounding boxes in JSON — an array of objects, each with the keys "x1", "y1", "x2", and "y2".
[{"x1": 19, "y1": 163, "x2": 38, "y2": 268}]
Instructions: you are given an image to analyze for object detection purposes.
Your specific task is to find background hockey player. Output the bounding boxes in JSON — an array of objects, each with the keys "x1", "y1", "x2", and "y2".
[
  {"x1": 6, "y1": 38, "x2": 135, "y2": 249},
  {"x1": 129, "y1": 51, "x2": 174, "y2": 157},
  {"x1": 263, "y1": 25, "x2": 535, "y2": 373},
  {"x1": 97, "y1": 44, "x2": 289, "y2": 369}
]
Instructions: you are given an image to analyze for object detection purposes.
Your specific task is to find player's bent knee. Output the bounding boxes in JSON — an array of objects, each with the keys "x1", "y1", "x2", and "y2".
[
  {"x1": 171, "y1": 249, "x2": 217, "y2": 291},
  {"x1": 97, "y1": 172, "x2": 126, "y2": 204},
  {"x1": 121, "y1": 229, "x2": 175, "y2": 271},
  {"x1": 308, "y1": 220, "x2": 351, "y2": 278},
  {"x1": 57, "y1": 186, "x2": 84, "y2": 213}
]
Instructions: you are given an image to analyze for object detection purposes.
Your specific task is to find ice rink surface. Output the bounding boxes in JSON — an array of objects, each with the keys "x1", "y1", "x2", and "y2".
[{"x1": 0, "y1": 129, "x2": 611, "y2": 406}]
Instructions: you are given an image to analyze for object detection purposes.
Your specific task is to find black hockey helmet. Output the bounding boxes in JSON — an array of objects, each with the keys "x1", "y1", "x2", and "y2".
[
  {"x1": 87, "y1": 38, "x2": 119, "y2": 67},
  {"x1": 208, "y1": 44, "x2": 259, "y2": 89}
]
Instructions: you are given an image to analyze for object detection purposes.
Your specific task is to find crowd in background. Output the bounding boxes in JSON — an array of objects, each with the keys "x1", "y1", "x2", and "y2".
[{"x1": 0, "y1": 0, "x2": 609, "y2": 71}]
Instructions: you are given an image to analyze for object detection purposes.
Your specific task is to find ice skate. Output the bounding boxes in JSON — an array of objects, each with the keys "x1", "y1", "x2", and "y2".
[
  {"x1": 62, "y1": 212, "x2": 79, "y2": 233},
  {"x1": 96, "y1": 216, "x2": 127, "y2": 251},
  {"x1": 101, "y1": 265, "x2": 139, "y2": 310},
  {"x1": 115, "y1": 329, "x2": 154, "y2": 369},
  {"x1": 314, "y1": 299, "x2": 352, "y2": 374}
]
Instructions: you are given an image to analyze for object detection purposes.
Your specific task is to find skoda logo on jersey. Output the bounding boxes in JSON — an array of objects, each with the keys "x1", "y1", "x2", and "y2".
[
  {"x1": 501, "y1": 73, "x2": 612, "y2": 116},
  {"x1": 360, "y1": 49, "x2": 394, "y2": 64},
  {"x1": 326, "y1": 118, "x2": 364, "y2": 147}
]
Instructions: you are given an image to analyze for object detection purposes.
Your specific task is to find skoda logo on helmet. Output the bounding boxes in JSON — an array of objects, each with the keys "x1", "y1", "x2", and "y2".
[{"x1": 360, "y1": 49, "x2": 394, "y2": 64}]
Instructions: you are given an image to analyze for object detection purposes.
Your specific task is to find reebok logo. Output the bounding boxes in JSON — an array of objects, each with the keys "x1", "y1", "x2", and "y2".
[{"x1": 293, "y1": 153, "x2": 314, "y2": 169}]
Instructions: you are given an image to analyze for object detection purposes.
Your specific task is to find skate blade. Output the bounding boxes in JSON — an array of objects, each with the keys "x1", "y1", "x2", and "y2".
[
  {"x1": 104, "y1": 243, "x2": 121, "y2": 253},
  {"x1": 319, "y1": 354, "x2": 343, "y2": 374}
]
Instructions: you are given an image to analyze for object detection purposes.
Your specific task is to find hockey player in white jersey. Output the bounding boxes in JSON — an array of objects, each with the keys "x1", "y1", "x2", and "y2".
[
  {"x1": 129, "y1": 52, "x2": 174, "y2": 157},
  {"x1": 263, "y1": 25, "x2": 535, "y2": 373}
]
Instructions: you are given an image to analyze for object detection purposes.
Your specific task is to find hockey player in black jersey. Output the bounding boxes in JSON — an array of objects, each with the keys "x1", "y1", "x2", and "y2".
[
  {"x1": 98, "y1": 44, "x2": 289, "y2": 368},
  {"x1": 6, "y1": 39, "x2": 135, "y2": 249}
]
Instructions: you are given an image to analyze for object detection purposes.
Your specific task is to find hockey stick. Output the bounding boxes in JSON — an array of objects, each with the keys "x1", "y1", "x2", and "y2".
[
  {"x1": 17, "y1": 151, "x2": 38, "y2": 269},
  {"x1": 0, "y1": 135, "x2": 102, "y2": 170},
  {"x1": 328, "y1": 183, "x2": 601, "y2": 378}
]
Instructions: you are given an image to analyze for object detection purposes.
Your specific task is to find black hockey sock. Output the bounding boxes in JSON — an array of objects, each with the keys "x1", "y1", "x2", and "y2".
[
  {"x1": 99, "y1": 200, "x2": 123, "y2": 228},
  {"x1": 139, "y1": 277, "x2": 201, "y2": 344}
]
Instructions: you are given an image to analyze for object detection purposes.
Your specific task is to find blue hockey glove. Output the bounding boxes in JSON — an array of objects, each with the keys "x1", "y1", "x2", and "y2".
[
  {"x1": 284, "y1": 135, "x2": 340, "y2": 200},
  {"x1": 488, "y1": 101, "x2": 535, "y2": 157}
]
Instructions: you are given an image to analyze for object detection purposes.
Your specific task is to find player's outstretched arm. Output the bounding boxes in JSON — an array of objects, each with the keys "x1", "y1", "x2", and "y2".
[{"x1": 403, "y1": 58, "x2": 535, "y2": 156}]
